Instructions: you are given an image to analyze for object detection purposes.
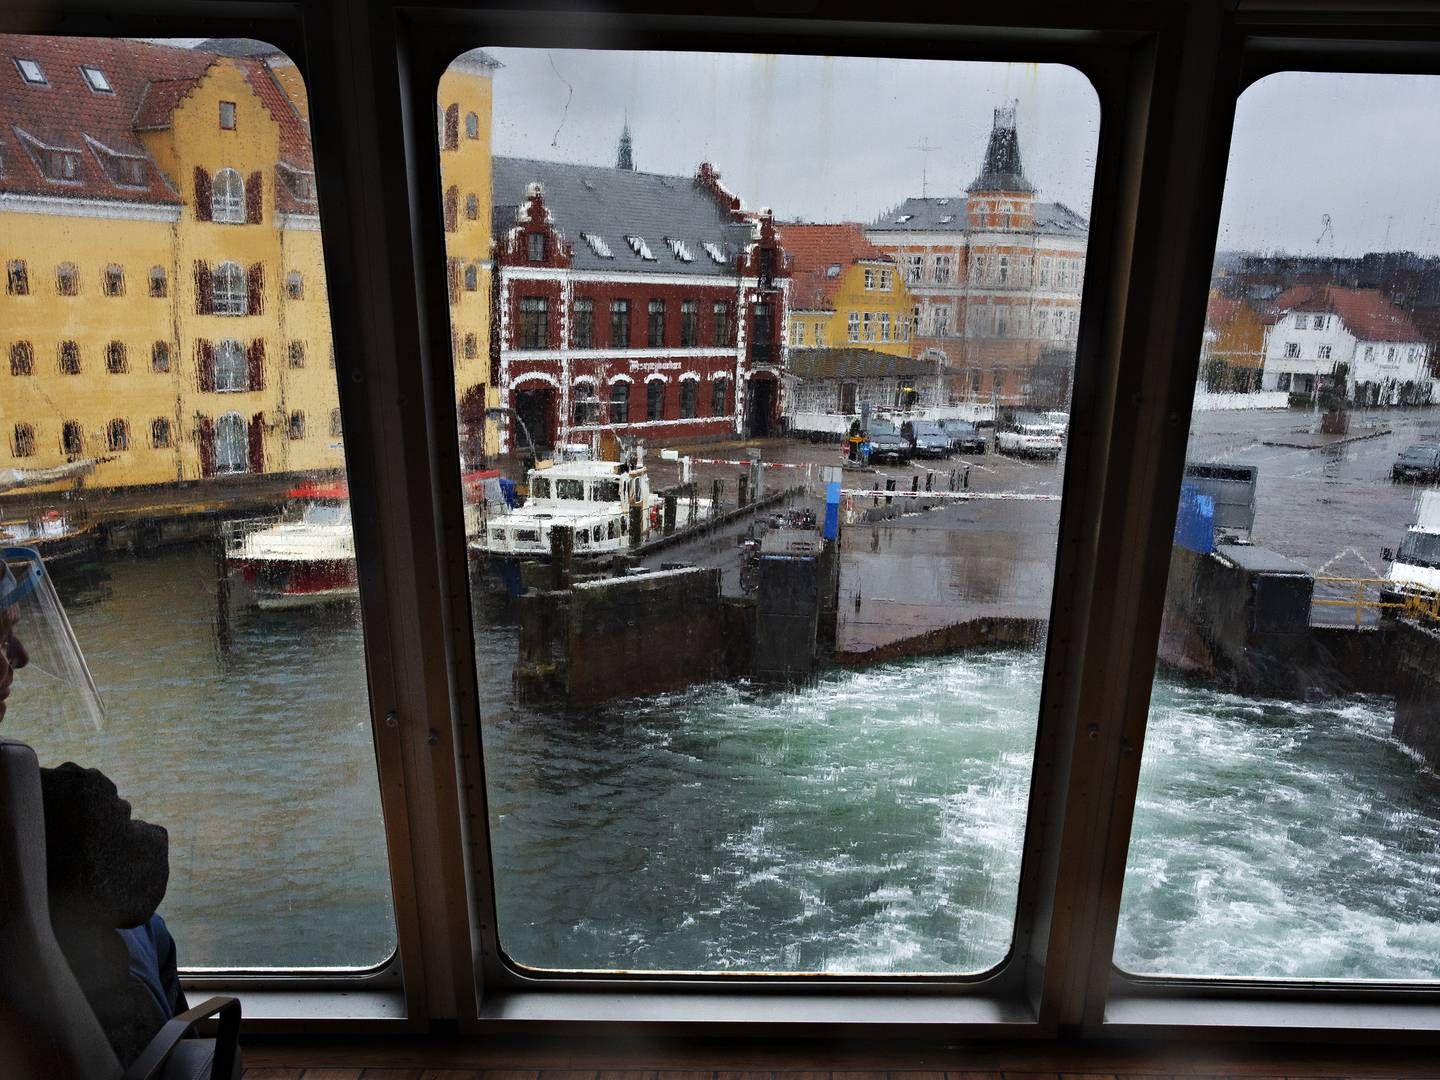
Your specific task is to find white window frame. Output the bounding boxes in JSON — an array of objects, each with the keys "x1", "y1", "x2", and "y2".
[
  {"x1": 212, "y1": 167, "x2": 246, "y2": 223},
  {"x1": 215, "y1": 338, "x2": 248, "y2": 391},
  {"x1": 213, "y1": 261, "x2": 247, "y2": 316},
  {"x1": 215, "y1": 411, "x2": 248, "y2": 474}
]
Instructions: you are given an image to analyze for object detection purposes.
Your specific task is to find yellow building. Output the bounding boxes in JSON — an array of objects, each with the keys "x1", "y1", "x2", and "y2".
[
  {"x1": 778, "y1": 223, "x2": 914, "y2": 357},
  {"x1": 437, "y1": 51, "x2": 501, "y2": 466},
  {"x1": 0, "y1": 36, "x2": 498, "y2": 502}
]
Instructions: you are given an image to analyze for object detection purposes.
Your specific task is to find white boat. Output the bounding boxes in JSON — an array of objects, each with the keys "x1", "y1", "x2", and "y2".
[
  {"x1": 474, "y1": 459, "x2": 666, "y2": 558},
  {"x1": 224, "y1": 482, "x2": 358, "y2": 609}
]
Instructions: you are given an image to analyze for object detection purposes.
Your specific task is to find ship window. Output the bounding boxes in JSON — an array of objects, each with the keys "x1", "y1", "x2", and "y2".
[
  {"x1": 517, "y1": 529, "x2": 540, "y2": 543},
  {"x1": 491, "y1": 528, "x2": 506, "y2": 542},
  {"x1": 0, "y1": 33, "x2": 394, "y2": 979},
  {"x1": 1114, "y1": 69, "x2": 1440, "y2": 985},
  {"x1": 438, "y1": 44, "x2": 1097, "y2": 982},
  {"x1": 608, "y1": 520, "x2": 618, "y2": 539},
  {"x1": 531, "y1": 477, "x2": 551, "y2": 498}
]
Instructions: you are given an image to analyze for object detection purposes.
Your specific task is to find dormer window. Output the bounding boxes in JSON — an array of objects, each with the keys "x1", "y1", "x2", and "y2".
[
  {"x1": 80, "y1": 65, "x2": 111, "y2": 93},
  {"x1": 703, "y1": 241, "x2": 726, "y2": 264},
  {"x1": 666, "y1": 238, "x2": 693, "y2": 262},
  {"x1": 825, "y1": 263, "x2": 842, "y2": 279},
  {"x1": 894, "y1": 214, "x2": 912, "y2": 223},
  {"x1": 15, "y1": 58, "x2": 45, "y2": 85},
  {"x1": 527, "y1": 233, "x2": 546, "y2": 262},
  {"x1": 582, "y1": 233, "x2": 614, "y2": 258},
  {"x1": 625, "y1": 235, "x2": 656, "y2": 260}
]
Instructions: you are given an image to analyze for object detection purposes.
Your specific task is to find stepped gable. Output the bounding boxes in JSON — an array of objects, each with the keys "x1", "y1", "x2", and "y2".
[
  {"x1": 0, "y1": 34, "x2": 314, "y2": 211},
  {"x1": 492, "y1": 155, "x2": 750, "y2": 276}
]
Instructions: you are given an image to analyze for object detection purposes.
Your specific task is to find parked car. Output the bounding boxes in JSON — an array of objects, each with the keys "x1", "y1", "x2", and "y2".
[
  {"x1": 864, "y1": 420, "x2": 911, "y2": 464},
  {"x1": 1391, "y1": 444, "x2": 1440, "y2": 483},
  {"x1": 900, "y1": 420, "x2": 952, "y2": 459},
  {"x1": 995, "y1": 416, "x2": 1064, "y2": 459},
  {"x1": 939, "y1": 419, "x2": 987, "y2": 454}
]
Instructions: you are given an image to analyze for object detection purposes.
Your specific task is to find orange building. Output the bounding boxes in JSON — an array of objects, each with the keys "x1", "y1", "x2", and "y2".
[
  {"x1": 1200, "y1": 292, "x2": 1266, "y2": 392},
  {"x1": 865, "y1": 104, "x2": 1088, "y2": 408}
]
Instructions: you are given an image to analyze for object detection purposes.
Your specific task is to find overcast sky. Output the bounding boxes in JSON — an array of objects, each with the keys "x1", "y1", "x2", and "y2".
[{"x1": 483, "y1": 50, "x2": 1440, "y2": 257}]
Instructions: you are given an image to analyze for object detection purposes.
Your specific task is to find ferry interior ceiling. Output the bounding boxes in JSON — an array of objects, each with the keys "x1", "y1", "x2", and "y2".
[{"x1": 1, "y1": 1, "x2": 1440, "y2": 1077}]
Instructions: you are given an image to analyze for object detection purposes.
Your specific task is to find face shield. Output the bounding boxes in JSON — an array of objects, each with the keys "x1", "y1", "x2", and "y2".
[{"x1": 0, "y1": 546, "x2": 105, "y2": 732}]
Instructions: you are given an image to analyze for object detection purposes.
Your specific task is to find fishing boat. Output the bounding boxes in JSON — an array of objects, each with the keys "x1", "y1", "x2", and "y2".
[{"x1": 473, "y1": 458, "x2": 666, "y2": 559}]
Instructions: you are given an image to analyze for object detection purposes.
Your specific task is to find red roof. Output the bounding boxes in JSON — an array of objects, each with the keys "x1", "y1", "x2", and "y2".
[
  {"x1": 1264, "y1": 285, "x2": 1424, "y2": 344},
  {"x1": 0, "y1": 35, "x2": 313, "y2": 210},
  {"x1": 778, "y1": 223, "x2": 895, "y2": 312}
]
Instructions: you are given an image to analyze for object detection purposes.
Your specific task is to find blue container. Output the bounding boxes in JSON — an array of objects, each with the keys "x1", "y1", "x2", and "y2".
[{"x1": 1174, "y1": 485, "x2": 1216, "y2": 554}]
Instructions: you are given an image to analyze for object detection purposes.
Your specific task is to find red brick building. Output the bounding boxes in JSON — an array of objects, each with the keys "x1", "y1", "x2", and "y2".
[{"x1": 490, "y1": 157, "x2": 788, "y2": 453}]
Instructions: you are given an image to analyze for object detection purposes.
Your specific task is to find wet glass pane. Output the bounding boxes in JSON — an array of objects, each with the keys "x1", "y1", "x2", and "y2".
[
  {"x1": 0, "y1": 35, "x2": 394, "y2": 969},
  {"x1": 443, "y1": 48, "x2": 1098, "y2": 974},
  {"x1": 1116, "y1": 72, "x2": 1440, "y2": 981}
]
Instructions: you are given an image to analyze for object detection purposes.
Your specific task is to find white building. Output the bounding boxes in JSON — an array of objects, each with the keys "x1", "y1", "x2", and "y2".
[{"x1": 1260, "y1": 285, "x2": 1433, "y2": 405}]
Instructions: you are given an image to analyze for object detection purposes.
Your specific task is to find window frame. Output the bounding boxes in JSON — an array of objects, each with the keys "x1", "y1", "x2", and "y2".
[{"x1": 16, "y1": 0, "x2": 1440, "y2": 1046}]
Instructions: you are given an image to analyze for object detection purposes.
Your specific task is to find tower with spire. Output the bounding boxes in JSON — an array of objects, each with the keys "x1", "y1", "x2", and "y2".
[
  {"x1": 966, "y1": 102, "x2": 1035, "y2": 231},
  {"x1": 616, "y1": 121, "x2": 634, "y2": 171}
]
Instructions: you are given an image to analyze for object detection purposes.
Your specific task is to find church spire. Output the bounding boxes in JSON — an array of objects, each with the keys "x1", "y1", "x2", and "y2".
[
  {"x1": 967, "y1": 101, "x2": 1033, "y2": 194},
  {"x1": 616, "y1": 120, "x2": 634, "y2": 171}
]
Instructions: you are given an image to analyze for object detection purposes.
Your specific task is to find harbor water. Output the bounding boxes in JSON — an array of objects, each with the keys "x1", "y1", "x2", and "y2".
[{"x1": 7, "y1": 547, "x2": 1440, "y2": 979}]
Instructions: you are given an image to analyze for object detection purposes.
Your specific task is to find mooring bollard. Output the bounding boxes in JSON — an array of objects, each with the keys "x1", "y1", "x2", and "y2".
[
  {"x1": 688, "y1": 484, "x2": 698, "y2": 526},
  {"x1": 738, "y1": 473, "x2": 749, "y2": 508},
  {"x1": 549, "y1": 524, "x2": 573, "y2": 590},
  {"x1": 911, "y1": 474, "x2": 920, "y2": 494},
  {"x1": 885, "y1": 477, "x2": 896, "y2": 505},
  {"x1": 712, "y1": 478, "x2": 723, "y2": 519},
  {"x1": 926, "y1": 471, "x2": 934, "y2": 492},
  {"x1": 964, "y1": 463, "x2": 971, "y2": 490},
  {"x1": 629, "y1": 503, "x2": 643, "y2": 548},
  {"x1": 663, "y1": 494, "x2": 677, "y2": 536}
]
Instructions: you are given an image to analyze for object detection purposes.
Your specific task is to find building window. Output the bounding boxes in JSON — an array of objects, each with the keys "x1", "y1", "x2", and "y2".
[
  {"x1": 518, "y1": 297, "x2": 549, "y2": 349},
  {"x1": 6, "y1": 260, "x2": 28, "y2": 295},
  {"x1": 80, "y1": 64, "x2": 112, "y2": 93},
  {"x1": 330, "y1": 408, "x2": 343, "y2": 437},
  {"x1": 151, "y1": 341, "x2": 170, "y2": 372},
  {"x1": 527, "y1": 233, "x2": 546, "y2": 262},
  {"x1": 1037, "y1": 309, "x2": 1049, "y2": 336},
  {"x1": 816, "y1": 322, "x2": 828, "y2": 347},
  {"x1": 1039, "y1": 257, "x2": 1051, "y2": 287},
  {"x1": 609, "y1": 380, "x2": 630, "y2": 424},
  {"x1": 1068, "y1": 311, "x2": 1078, "y2": 337},
  {"x1": 10, "y1": 341, "x2": 33, "y2": 376},
  {"x1": 934, "y1": 305, "x2": 950, "y2": 336},
  {"x1": 864, "y1": 268, "x2": 876, "y2": 290},
  {"x1": 573, "y1": 299, "x2": 595, "y2": 348},
  {"x1": 572, "y1": 383, "x2": 599, "y2": 426},
  {"x1": 1284, "y1": 342, "x2": 1301, "y2": 358},
  {"x1": 790, "y1": 321, "x2": 804, "y2": 346},
  {"x1": 1313, "y1": 315, "x2": 1326, "y2": 330},
  {"x1": 286, "y1": 271, "x2": 304, "y2": 299},
  {"x1": 62, "y1": 421, "x2": 83, "y2": 457},
  {"x1": 105, "y1": 341, "x2": 127, "y2": 373},
  {"x1": 106, "y1": 418, "x2": 129, "y2": 452},
  {"x1": 998, "y1": 255, "x2": 1009, "y2": 284},
  {"x1": 103, "y1": 263, "x2": 124, "y2": 296},
  {"x1": 288, "y1": 341, "x2": 306, "y2": 368},
  {"x1": 680, "y1": 301, "x2": 699, "y2": 347},
  {"x1": 151, "y1": 418, "x2": 171, "y2": 448},
  {"x1": 712, "y1": 301, "x2": 732, "y2": 347},
  {"x1": 847, "y1": 311, "x2": 860, "y2": 342},
  {"x1": 711, "y1": 378, "x2": 728, "y2": 417},
  {"x1": 905, "y1": 254, "x2": 923, "y2": 284},
  {"x1": 465, "y1": 192, "x2": 479, "y2": 220},
  {"x1": 15, "y1": 57, "x2": 46, "y2": 84},
  {"x1": 1318, "y1": 344, "x2": 1332, "y2": 360},
  {"x1": 212, "y1": 168, "x2": 247, "y2": 223},
  {"x1": 464, "y1": 264, "x2": 478, "y2": 291},
  {"x1": 12, "y1": 423, "x2": 35, "y2": 458},
  {"x1": 934, "y1": 254, "x2": 952, "y2": 284},
  {"x1": 610, "y1": 299, "x2": 631, "y2": 349},
  {"x1": 752, "y1": 303, "x2": 773, "y2": 362},
  {"x1": 215, "y1": 339, "x2": 247, "y2": 391},
  {"x1": 880, "y1": 269, "x2": 893, "y2": 291},
  {"x1": 996, "y1": 308, "x2": 1009, "y2": 337},
  {"x1": 1277, "y1": 372, "x2": 1292, "y2": 391},
  {"x1": 219, "y1": 100, "x2": 236, "y2": 129},
  {"x1": 56, "y1": 262, "x2": 78, "y2": 296},
  {"x1": 680, "y1": 379, "x2": 698, "y2": 419},
  {"x1": 1387, "y1": 346, "x2": 1396, "y2": 361},
  {"x1": 213, "y1": 262, "x2": 247, "y2": 315},
  {"x1": 647, "y1": 299, "x2": 666, "y2": 347},
  {"x1": 463, "y1": 332, "x2": 478, "y2": 359},
  {"x1": 880, "y1": 313, "x2": 891, "y2": 342},
  {"x1": 646, "y1": 379, "x2": 665, "y2": 421},
  {"x1": 147, "y1": 265, "x2": 167, "y2": 298},
  {"x1": 862, "y1": 312, "x2": 875, "y2": 342},
  {"x1": 465, "y1": 111, "x2": 480, "y2": 139},
  {"x1": 58, "y1": 340, "x2": 80, "y2": 374},
  {"x1": 288, "y1": 411, "x2": 306, "y2": 440},
  {"x1": 215, "y1": 413, "x2": 247, "y2": 474}
]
